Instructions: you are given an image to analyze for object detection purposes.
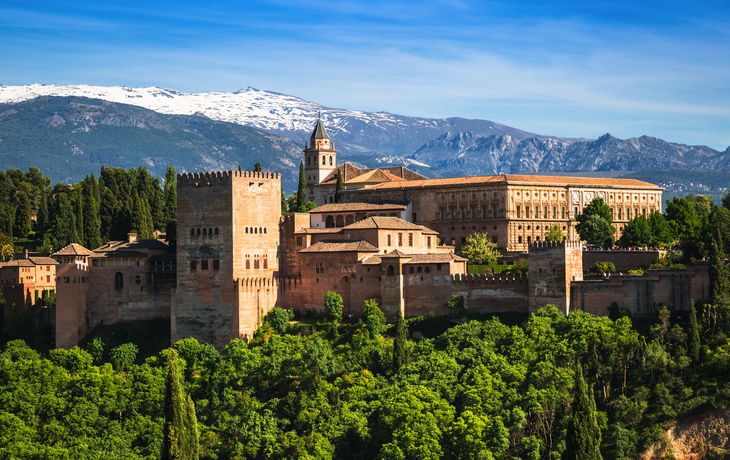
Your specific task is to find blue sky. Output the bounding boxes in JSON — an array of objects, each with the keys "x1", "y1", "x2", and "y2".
[{"x1": 2, "y1": 0, "x2": 729, "y2": 149}]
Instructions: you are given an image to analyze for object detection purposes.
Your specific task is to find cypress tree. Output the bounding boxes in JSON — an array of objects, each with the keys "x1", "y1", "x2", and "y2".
[
  {"x1": 296, "y1": 161, "x2": 307, "y2": 212},
  {"x1": 564, "y1": 362, "x2": 603, "y2": 460},
  {"x1": 36, "y1": 188, "x2": 48, "y2": 234},
  {"x1": 161, "y1": 349, "x2": 199, "y2": 460},
  {"x1": 83, "y1": 185, "x2": 102, "y2": 250},
  {"x1": 688, "y1": 300, "x2": 700, "y2": 365},
  {"x1": 151, "y1": 189, "x2": 166, "y2": 230},
  {"x1": 709, "y1": 231, "x2": 730, "y2": 308},
  {"x1": 99, "y1": 188, "x2": 117, "y2": 242},
  {"x1": 393, "y1": 310, "x2": 408, "y2": 372},
  {"x1": 0, "y1": 203, "x2": 12, "y2": 239},
  {"x1": 12, "y1": 191, "x2": 32, "y2": 239},
  {"x1": 74, "y1": 186, "x2": 84, "y2": 246},
  {"x1": 281, "y1": 188, "x2": 287, "y2": 215},
  {"x1": 335, "y1": 169, "x2": 344, "y2": 203},
  {"x1": 254, "y1": 162, "x2": 262, "y2": 173},
  {"x1": 132, "y1": 192, "x2": 155, "y2": 240},
  {"x1": 163, "y1": 166, "x2": 177, "y2": 224}
]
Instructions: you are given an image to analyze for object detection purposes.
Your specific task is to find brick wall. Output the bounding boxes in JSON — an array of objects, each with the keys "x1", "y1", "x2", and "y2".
[{"x1": 583, "y1": 249, "x2": 664, "y2": 273}]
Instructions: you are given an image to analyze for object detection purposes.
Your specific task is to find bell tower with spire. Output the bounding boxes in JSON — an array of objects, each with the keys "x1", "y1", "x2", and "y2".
[{"x1": 304, "y1": 111, "x2": 337, "y2": 186}]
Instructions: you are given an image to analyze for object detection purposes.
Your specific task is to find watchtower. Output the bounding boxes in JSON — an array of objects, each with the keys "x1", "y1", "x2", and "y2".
[
  {"x1": 528, "y1": 241, "x2": 583, "y2": 315},
  {"x1": 303, "y1": 113, "x2": 337, "y2": 186}
]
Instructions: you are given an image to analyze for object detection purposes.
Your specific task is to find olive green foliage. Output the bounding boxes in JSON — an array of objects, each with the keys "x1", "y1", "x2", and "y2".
[
  {"x1": 12, "y1": 191, "x2": 32, "y2": 239},
  {"x1": 393, "y1": 311, "x2": 408, "y2": 372},
  {"x1": 564, "y1": 362, "x2": 603, "y2": 460},
  {"x1": 325, "y1": 291, "x2": 344, "y2": 324},
  {"x1": 688, "y1": 301, "x2": 700, "y2": 364},
  {"x1": 254, "y1": 162, "x2": 263, "y2": 173},
  {"x1": 265, "y1": 307, "x2": 290, "y2": 333},
  {"x1": 588, "y1": 262, "x2": 616, "y2": 275},
  {"x1": 445, "y1": 294, "x2": 465, "y2": 309},
  {"x1": 648, "y1": 211, "x2": 673, "y2": 247},
  {"x1": 163, "y1": 165, "x2": 178, "y2": 225},
  {"x1": 363, "y1": 299, "x2": 386, "y2": 338},
  {"x1": 619, "y1": 215, "x2": 652, "y2": 247},
  {"x1": 708, "y1": 233, "x2": 730, "y2": 308},
  {"x1": 161, "y1": 349, "x2": 199, "y2": 460},
  {"x1": 545, "y1": 224, "x2": 565, "y2": 242},
  {"x1": 665, "y1": 196, "x2": 701, "y2": 240},
  {"x1": 576, "y1": 198, "x2": 615, "y2": 247},
  {"x1": 110, "y1": 342, "x2": 139, "y2": 371},
  {"x1": 460, "y1": 232, "x2": 501, "y2": 264}
]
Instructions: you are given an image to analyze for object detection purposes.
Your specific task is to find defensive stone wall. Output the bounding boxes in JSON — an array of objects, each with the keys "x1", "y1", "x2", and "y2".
[
  {"x1": 583, "y1": 249, "x2": 664, "y2": 272},
  {"x1": 528, "y1": 241, "x2": 583, "y2": 314}
]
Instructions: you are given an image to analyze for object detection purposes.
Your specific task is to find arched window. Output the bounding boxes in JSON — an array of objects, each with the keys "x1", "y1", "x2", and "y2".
[
  {"x1": 246, "y1": 260, "x2": 250, "y2": 269},
  {"x1": 329, "y1": 157, "x2": 333, "y2": 166},
  {"x1": 326, "y1": 216, "x2": 335, "y2": 228},
  {"x1": 203, "y1": 228, "x2": 207, "y2": 235},
  {"x1": 263, "y1": 259, "x2": 268, "y2": 269},
  {"x1": 115, "y1": 272, "x2": 123, "y2": 290},
  {"x1": 215, "y1": 227, "x2": 219, "y2": 235},
  {"x1": 307, "y1": 156, "x2": 311, "y2": 166},
  {"x1": 322, "y1": 156, "x2": 326, "y2": 165},
  {"x1": 245, "y1": 227, "x2": 248, "y2": 234},
  {"x1": 190, "y1": 228, "x2": 194, "y2": 236},
  {"x1": 208, "y1": 228, "x2": 212, "y2": 235},
  {"x1": 425, "y1": 266, "x2": 430, "y2": 273},
  {"x1": 417, "y1": 266, "x2": 423, "y2": 273},
  {"x1": 387, "y1": 265, "x2": 395, "y2": 276},
  {"x1": 409, "y1": 267, "x2": 414, "y2": 273},
  {"x1": 264, "y1": 228, "x2": 267, "y2": 234},
  {"x1": 197, "y1": 228, "x2": 201, "y2": 235},
  {"x1": 254, "y1": 227, "x2": 258, "y2": 234}
]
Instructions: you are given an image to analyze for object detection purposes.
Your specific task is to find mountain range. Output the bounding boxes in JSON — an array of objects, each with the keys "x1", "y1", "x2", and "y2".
[{"x1": 1, "y1": 84, "x2": 729, "y2": 192}]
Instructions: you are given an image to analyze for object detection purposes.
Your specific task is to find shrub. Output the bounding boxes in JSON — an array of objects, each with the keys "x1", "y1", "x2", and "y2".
[
  {"x1": 266, "y1": 307, "x2": 290, "y2": 333},
  {"x1": 588, "y1": 262, "x2": 616, "y2": 274}
]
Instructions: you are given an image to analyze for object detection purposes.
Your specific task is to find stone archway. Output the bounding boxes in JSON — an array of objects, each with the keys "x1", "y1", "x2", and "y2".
[
  {"x1": 326, "y1": 216, "x2": 335, "y2": 228},
  {"x1": 336, "y1": 215, "x2": 345, "y2": 227}
]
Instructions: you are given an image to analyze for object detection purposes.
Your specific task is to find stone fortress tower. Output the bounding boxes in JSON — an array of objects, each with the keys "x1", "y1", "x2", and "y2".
[
  {"x1": 528, "y1": 241, "x2": 583, "y2": 315},
  {"x1": 172, "y1": 170, "x2": 282, "y2": 348}
]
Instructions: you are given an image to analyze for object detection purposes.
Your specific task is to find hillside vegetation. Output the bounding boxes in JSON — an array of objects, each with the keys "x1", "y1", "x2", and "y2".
[{"x1": 1, "y1": 304, "x2": 729, "y2": 459}]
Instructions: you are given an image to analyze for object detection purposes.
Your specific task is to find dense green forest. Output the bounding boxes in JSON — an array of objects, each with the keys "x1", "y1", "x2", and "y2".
[{"x1": 2, "y1": 303, "x2": 730, "y2": 459}]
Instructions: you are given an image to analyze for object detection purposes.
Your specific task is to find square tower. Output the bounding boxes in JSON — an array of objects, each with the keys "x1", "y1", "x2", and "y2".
[
  {"x1": 173, "y1": 170, "x2": 282, "y2": 348},
  {"x1": 304, "y1": 115, "x2": 337, "y2": 186},
  {"x1": 528, "y1": 241, "x2": 583, "y2": 315}
]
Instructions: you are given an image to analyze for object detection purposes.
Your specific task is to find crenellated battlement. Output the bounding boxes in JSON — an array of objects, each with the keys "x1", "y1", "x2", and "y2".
[
  {"x1": 528, "y1": 240, "x2": 582, "y2": 251},
  {"x1": 177, "y1": 170, "x2": 281, "y2": 187}
]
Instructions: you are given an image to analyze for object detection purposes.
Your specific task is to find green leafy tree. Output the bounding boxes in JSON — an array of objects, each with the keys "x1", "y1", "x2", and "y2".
[
  {"x1": 545, "y1": 224, "x2": 565, "y2": 242},
  {"x1": 253, "y1": 162, "x2": 262, "y2": 173},
  {"x1": 588, "y1": 262, "x2": 616, "y2": 274},
  {"x1": 706, "y1": 207, "x2": 730, "y2": 254},
  {"x1": 445, "y1": 294, "x2": 465, "y2": 309},
  {"x1": 0, "y1": 202, "x2": 12, "y2": 238},
  {"x1": 393, "y1": 310, "x2": 408, "y2": 372},
  {"x1": 708, "y1": 232, "x2": 730, "y2": 308},
  {"x1": 281, "y1": 188, "x2": 287, "y2": 215},
  {"x1": 619, "y1": 215, "x2": 652, "y2": 247},
  {"x1": 460, "y1": 232, "x2": 501, "y2": 264},
  {"x1": 324, "y1": 291, "x2": 344, "y2": 324},
  {"x1": 162, "y1": 349, "x2": 200, "y2": 460},
  {"x1": 296, "y1": 161, "x2": 307, "y2": 212},
  {"x1": 86, "y1": 337, "x2": 105, "y2": 365},
  {"x1": 563, "y1": 362, "x2": 602, "y2": 460},
  {"x1": 12, "y1": 191, "x2": 32, "y2": 239},
  {"x1": 665, "y1": 196, "x2": 701, "y2": 240},
  {"x1": 578, "y1": 197, "x2": 613, "y2": 224},
  {"x1": 265, "y1": 307, "x2": 290, "y2": 333},
  {"x1": 363, "y1": 299, "x2": 386, "y2": 338},
  {"x1": 335, "y1": 169, "x2": 344, "y2": 203},
  {"x1": 110, "y1": 343, "x2": 139, "y2": 371},
  {"x1": 164, "y1": 165, "x2": 178, "y2": 224},
  {"x1": 577, "y1": 214, "x2": 614, "y2": 248},
  {"x1": 688, "y1": 300, "x2": 700, "y2": 364},
  {"x1": 648, "y1": 210, "x2": 672, "y2": 247}
]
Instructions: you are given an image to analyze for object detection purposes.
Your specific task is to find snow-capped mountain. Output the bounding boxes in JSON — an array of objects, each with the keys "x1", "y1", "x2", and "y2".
[{"x1": 0, "y1": 84, "x2": 548, "y2": 154}]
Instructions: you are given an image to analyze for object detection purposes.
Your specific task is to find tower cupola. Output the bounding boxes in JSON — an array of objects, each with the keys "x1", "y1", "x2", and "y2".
[{"x1": 304, "y1": 111, "x2": 337, "y2": 186}]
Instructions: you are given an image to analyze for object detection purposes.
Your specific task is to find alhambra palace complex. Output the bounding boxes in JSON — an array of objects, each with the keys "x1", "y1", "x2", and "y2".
[{"x1": 2, "y1": 118, "x2": 710, "y2": 349}]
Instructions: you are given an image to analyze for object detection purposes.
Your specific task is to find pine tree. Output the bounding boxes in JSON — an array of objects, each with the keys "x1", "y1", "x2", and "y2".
[
  {"x1": 161, "y1": 349, "x2": 199, "y2": 460},
  {"x1": 296, "y1": 161, "x2": 307, "y2": 212},
  {"x1": 74, "y1": 186, "x2": 84, "y2": 246},
  {"x1": 36, "y1": 188, "x2": 48, "y2": 234},
  {"x1": 709, "y1": 231, "x2": 730, "y2": 308},
  {"x1": 335, "y1": 169, "x2": 344, "y2": 203},
  {"x1": 163, "y1": 166, "x2": 177, "y2": 224},
  {"x1": 393, "y1": 310, "x2": 408, "y2": 372},
  {"x1": 688, "y1": 300, "x2": 701, "y2": 365},
  {"x1": 83, "y1": 183, "x2": 102, "y2": 250},
  {"x1": 281, "y1": 188, "x2": 287, "y2": 215},
  {"x1": 12, "y1": 191, "x2": 32, "y2": 239},
  {"x1": 254, "y1": 162, "x2": 262, "y2": 173},
  {"x1": 564, "y1": 362, "x2": 603, "y2": 460}
]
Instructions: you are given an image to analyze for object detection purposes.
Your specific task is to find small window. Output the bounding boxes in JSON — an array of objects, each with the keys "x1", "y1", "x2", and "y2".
[
  {"x1": 398, "y1": 233, "x2": 403, "y2": 246},
  {"x1": 201, "y1": 260, "x2": 209, "y2": 270},
  {"x1": 518, "y1": 236, "x2": 522, "y2": 243},
  {"x1": 190, "y1": 228, "x2": 195, "y2": 236},
  {"x1": 215, "y1": 227, "x2": 219, "y2": 235},
  {"x1": 408, "y1": 233, "x2": 413, "y2": 247},
  {"x1": 245, "y1": 227, "x2": 249, "y2": 234},
  {"x1": 417, "y1": 266, "x2": 422, "y2": 273},
  {"x1": 135, "y1": 275, "x2": 141, "y2": 284},
  {"x1": 213, "y1": 259, "x2": 220, "y2": 270},
  {"x1": 387, "y1": 234, "x2": 391, "y2": 246},
  {"x1": 208, "y1": 228, "x2": 212, "y2": 235},
  {"x1": 254, "y1": 259, "x2": 260, "y2": 269},
  {"x1": 425, "y1": 266, "x2": 430, "y2": 273},
  {"x1": 436, "y1": 264, "x2": 442, "y2": 271},
  {"x1": 203, "y1": 228, "x2": 207, "y2": 235},
  {"x1": 197, "y1": 228, "x2": 201, "y2": 235},
  {"x1": 329, "y1": 157, "x2": 333, "y2": 166},
  {"x1": 190, "y1": 260, "x2": 197, "y2": 271},
  {"x1": 246, "y1": 260, "x2": 250, "y2": 269},
  {"x1": 264, "y1": 228, "x2": 267, "y2": 234},
  {"x1": 409, "y1": 267, "x2": 414, "y2": 274},
  {"x1": 263, "y1": 259, "x2": 268, "y2": 269},
  {"x1": 115, "y1": 272, "x2": 124, "y2": 289},
  {"x1": 427, "y1": 236, "x2": 431, "y2": 248},
  {"x1": 297, "y1": 237, "x2": 303, "y2": 246}
]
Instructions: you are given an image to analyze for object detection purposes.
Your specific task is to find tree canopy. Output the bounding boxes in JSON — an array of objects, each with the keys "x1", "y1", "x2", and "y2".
[{"x1": 460, "y1": 232, "x2": 501, "y2": 264}]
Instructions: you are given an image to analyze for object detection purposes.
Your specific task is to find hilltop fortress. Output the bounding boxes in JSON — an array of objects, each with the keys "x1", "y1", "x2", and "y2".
[{"x1": 46, "y1": 118, "x2": 708, "y2": 349}]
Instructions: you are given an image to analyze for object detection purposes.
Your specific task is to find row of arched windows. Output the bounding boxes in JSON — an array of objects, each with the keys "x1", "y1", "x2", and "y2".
[
  {"x1": 191, "y1": 227, "x2": 219, "y2": 236},
  {"x1": 244, "y1": 255, "x2": 268, "y2": 270},
  {"x1": 408, "y1": 266, "x2": 431, "y2": 274},
  {"x1": 306, "y1": 155, "x2": 334, "y2": 167},
  {"x1": 245, "y1": 227, "x2": 267, "y2": 234}
]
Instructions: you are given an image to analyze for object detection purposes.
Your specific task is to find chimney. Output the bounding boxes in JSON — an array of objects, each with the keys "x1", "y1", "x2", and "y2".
[
  {"x1": 127, "y1": 233, "x2": 137, "y2": 243},
  {"x1": 24, "y1": 249, "x2": 29, "y2": 259}
]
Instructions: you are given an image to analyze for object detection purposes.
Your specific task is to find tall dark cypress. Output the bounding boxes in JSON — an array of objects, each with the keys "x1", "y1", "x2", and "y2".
[
  {"x1": 74, "y1": 186, "x2": 84, "y2": 246},
  {"x1": 99, "y1": 188, "x2": 117, "y2": 242},
  {"x1": 13, "y1": 191, "x2": 32, "y2": 239},
  {"x1": 296, "y1": 161, "x2": 307, "y2": 212},
  {"x1": 163, "y1": 166, "x2": 177, "y2": 224},
  {"x1": 688, "y1": 300, "x2": 701, "y2": 365},
  {"x1": 161, "y1": 349, "x2": 199, "y2": 460},
  {"x1": 335, "y1": 169, "x2": 344, "y2": 203},
  {"x1": 393, "y1": 310, "x2": 408, "y2": 372},
  {"x1": 151, "y1": 189, "x2": 166, "y2": 230},
  {"x1": 709, "y1": 231, "x2": 730, "y2": 309},
  {"x1": 132, "y1": 192, "x2": 155, "y2": 239},
  {"x1": 83, "y1": 182, "x2": 102, "y2": 250},
  {"x1": 564, "y1": 362, "x2": 603, "y2": 460},
  {"x1": 36, "y1": 188, "x2": 48, "y2": 234},
  {"x1": 281, "y1": 188, "x2": 287, "y2": 216},
  {"x1": 254, "y1": 162, "x2": 262, "y2": 173}
]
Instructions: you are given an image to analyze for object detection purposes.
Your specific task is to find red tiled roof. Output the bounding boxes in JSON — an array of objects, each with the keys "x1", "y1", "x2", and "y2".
[
  {"x1": 367, "y1": 174, "x2": 661, "y2": 190},
  {"x1": 294, "y1": 227, "x2": 343, "y2": 234},
  {"x1": 343, "y1": 216, "x2": 439, "y2": 234},
  {"x1": 404, "y1": 253, "x2": 468, "y2": 263},
  {"x1": 308, "y1": 202, "x2": 408, "y2": 214},
  {"x1": 54, "y1": 243, "x2": 94, "y2": 256},
  {"x1": 320, "y1": 163, "x2": 426, "y2": 185},
  {"x1": 300, "y1": 240, "x2": 380, "y2": 253}
]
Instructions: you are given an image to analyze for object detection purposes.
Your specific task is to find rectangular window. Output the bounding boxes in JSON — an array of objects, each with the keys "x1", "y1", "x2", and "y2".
[
  {"x1": 254, "y1": 259, "x2": 260, "y2": 269},
  {"x1": 427, "y1": 236, "x2": 431, "y2": 248},
  {"x1": 213, "y1": 259, "x2": 220, "y2": 270},
  {"x1": 296, "y1": 237, "x2": 303, "y2": 246},
  {"x1": 574, "y1": 207, "x2": 579, "y2": 216},
  {"x1": 398, "y1": 233, "x2": 403, "y2": 246},
  {"x1": 535, "y1": 206, "x2": 539, "y2": 218},
  {"x1": 493, "y1": 206, "x2": 498, "y2": 218},
  {"x1": 561, "y1": 206, "x2": 565, "y2": 219},
  {"x1": 202, "y1": 260, "x2": 209, "y2": 270},
  {"x1": 483, "y1": 206, "x2": 488, "y2": 219},
  {"x1": 440, "y1": 208, "x2": 445, "y2": 221},
  {"x1": 436, "y1": 264, "x2": 442, "y2": 271},
  {"x1": 47, "y1": 276, "x2": 50, "y2": 282},
  {"x1": 618, "y1": 208, "x2": 622, "y2": 220},
  {"x1": 316, "y1": 263, "x2": 324, "y2": 274},
  {"x1": 451, "y1": 208, "x2": 457, "y2": 220},
  {"x1": 472, "y1": 207, "x2": 477, "y2": 219},
  {"x1": 190, "y1": 260, "x2": 197, "y2": 271},
  {"x1": 526, "y1": 206, "x2": 530, "y2": 218},
  {"x1": 518, "y1": 236, "x2": 522, "y2": 243},
  {"x1": 413, "y1": 212, "x2": 417, "y2": 222},
  {"x1": 387, "y1": 234, "x2": 391, "y2": 246},
  {"x1": 516, "y1": 205, "x2": 521, "y2": 218},
  {"x1": 408, "y1": 233, "x2": 413, "y2": 247},
  {"x1": 461, "y1": 208, "x2": 466, "y2": 220},
  {"x1": 543, "y1": 206, "x2": 548, "y2": 218},
  {"x1": 552, "y1": 207, "x2": 556, "y2": 219},
  {"x1": 135, "y1": 275, "x2": 142, "y2": 284},
  {"x1": 92, "y1": 259, "x2": 100, "y2": 267}
]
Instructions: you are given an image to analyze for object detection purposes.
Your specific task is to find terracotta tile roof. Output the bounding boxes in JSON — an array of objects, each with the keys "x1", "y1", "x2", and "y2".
[
  {"x1": 92, "y1": 250, "x2": 148, "y2": 258},
  {"x1": 294, "y1": 227, "x2": 343, "y2": 234},
  {"x1": 299, "y1": 239, "x2": 380, "y2": 253},
  {"x1": 347, "y1": 169, "x2": 408, "y2": 184},
  {"x1": 308, "y1": 201, "x2": 409, "y2": 214},
  {"x1": 320, "y1": 163, "x2": 364, "y2": 185},
  {"x1": 378, "y1": 166, "x2": 427, "y2": 181},
  {"x1": 344, "y1": 216, "x2": 435, "y2": 232},
  {"x1": 319, "y1": 163, "x2": 426, "y2": 185},
  {"x1": 382, "y1": 249, "x2": 410, "y2": 258},
  {"x1": 361, "y1": 255, "x2": 382, "y2": 265},
  {"x1": 404, "y1": 253, "x2": 468, "y2": 264},
  {"x1": 367, "y1": 174, "x2": 661, "y2": 190},
  {"x1": 0, "y1": 257, "x2": 58, "y2": 267},
  {"x1": 54, "y1": 243, "x2": 94, "y2": 256},
  {"x1": 93, "y1": 239, "x2": 168, "y2": 252},
  {"x1": 29, "y1": 257, "x2": 59, "y2": 265}
]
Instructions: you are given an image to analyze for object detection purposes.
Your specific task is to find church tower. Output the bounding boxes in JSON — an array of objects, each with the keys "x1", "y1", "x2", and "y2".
[{"x1": 303, "y1": 112, "x2": 337, "y2": 186}]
